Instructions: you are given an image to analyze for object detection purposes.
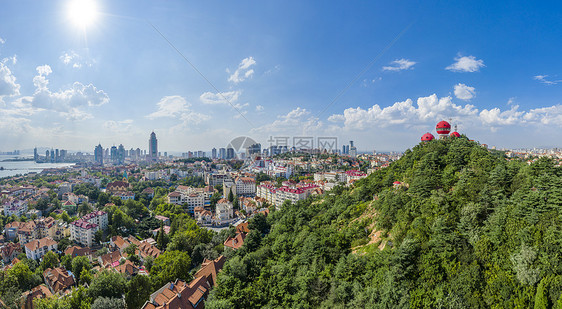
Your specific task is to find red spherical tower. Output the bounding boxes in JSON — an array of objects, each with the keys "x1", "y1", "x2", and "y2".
[
  {"x1": 436, "y1": 121, "x2": 451, "y2": 139},
  {"x1": 450, "y1": 131, "x2": 461, "y2": 138},
  {"x1": 421, "y1": 132, "x2": 435, "y2": 142}
]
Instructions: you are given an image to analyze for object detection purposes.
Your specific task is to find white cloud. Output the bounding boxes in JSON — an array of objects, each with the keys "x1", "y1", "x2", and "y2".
[
  {"x1": 29, "y1": 65, "x2": 108, "y2": 119},
  {"x1": 533, "y1": 75, "x2": 561, "y2": 85},
  {"x1": 59, "y1": 50, "x2": 94, "y2": 69},
  {"x1": 0, "y1": 37, "x2": 5, "y2": 44},
  {"x1": 255, "y1": 105, "x2": 264, "y2": 111},
  {"x1": 103, "y1": 119, "x2": 134, "y2": 133},
  {"x1": 446, "y1": 55, "x2": 485, "y2": 72},
  {"x1": 383, "y1": 59, "x2": 416, "y2": 71},
  {"x1": 454, "y1": 83, "x2": 476, "y2": 100},
  {"x1": 147, "y1": 96, "x2": 191, "y2": 119},
  {"x1": 0, "y1": 60, "x2": 21, "y2": 102},
  {"x1": 147, "y1": 95, "x2": 210, "y2": 125},
  {"x1": 328, "y1": 93, "x2": 562, "y2": 136},
  {"x1": 200, "y1": 90, "x2": 242, "y2": 105},
  {"x1": 252, "y1": 107, "x2": 324, "y2": 136},
  {"x1": 228, "y1": 57, "x2": 256, "y2": 83}
]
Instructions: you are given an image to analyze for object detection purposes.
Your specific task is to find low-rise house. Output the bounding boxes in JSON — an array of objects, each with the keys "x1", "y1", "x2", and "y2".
[
  {"x1": 105, "y1": 181, "x2": 132, "y2": 196},
  {"x1": 22, "y1": 284, "x2": 53, "y2": 309},
  {"x1": 215, "y1": 199, "x2": 234, "y2": 225},
  {"x1": 64, "y1": 246, "x2": 92, "y2": 259},
  {"x1": 224, "y1": 233, "x2": 246, "y2": 250},
  {"x1": 118, "y1": 191, "x2": 135, "y2": 200},
  {"x1": 154, "y1": 215, "x2": 170, "y2": 226},
  {"x1": 1, "y1": 242, "x2": 22, "y2": 263},
  {"x1": 99, "y1": 250, "x2": 123, "y2": 268},
  {"x1": 43, "y1": 267, "x2": 75, "y2": 294},
  {"x1": 113, "y1": 259, "x2": 139, "y2": 278},
  {"x1": 24, "y1": 237, "x2": 58, "y2": 260},
  {"x1": 141, "y1": 276, "x2": 210, "y2": 309},
  {"x1": 142, "y1": 187, "x2": 155, "y2": 198},
  {"x1": 194, "y1": 207, "x2": 212, "y2": 225},
  {"x1": 193, "y1": 256, "x2": 226, "y2": 287},
  {"x1": 167, "y1": 191, "x2": 182, "y2": 205}
]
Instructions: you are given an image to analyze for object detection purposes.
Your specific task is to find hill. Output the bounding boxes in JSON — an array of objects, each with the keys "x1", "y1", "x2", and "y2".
[{"x1": 207, "y1": 137, "x2": 562, "y2": 308}]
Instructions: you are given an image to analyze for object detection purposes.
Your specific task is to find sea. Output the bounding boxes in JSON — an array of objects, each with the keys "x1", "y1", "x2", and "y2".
[{"x1": 0, "y1": 155, "x2": 75, "y2": 179}]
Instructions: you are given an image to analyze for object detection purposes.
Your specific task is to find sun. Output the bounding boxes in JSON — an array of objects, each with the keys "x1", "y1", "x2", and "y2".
[{"x1": 67, "y1": 0, "x2": 98, "y2": 28}]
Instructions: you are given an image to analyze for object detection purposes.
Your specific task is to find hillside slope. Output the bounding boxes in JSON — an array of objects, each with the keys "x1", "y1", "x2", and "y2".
[{"x1": 207, "y1": 138, "x2": 562, "y2": 309}]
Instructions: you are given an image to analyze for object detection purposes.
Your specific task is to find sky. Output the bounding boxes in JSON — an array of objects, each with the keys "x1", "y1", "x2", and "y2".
[{"x1": 0, "y1": 0, "x2": 561, "y2": 153}]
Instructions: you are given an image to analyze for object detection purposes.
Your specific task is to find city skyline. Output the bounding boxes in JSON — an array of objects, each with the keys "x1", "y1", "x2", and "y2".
[{"x1": 0, "y1": 1, "x2": 562, "y2": 152}]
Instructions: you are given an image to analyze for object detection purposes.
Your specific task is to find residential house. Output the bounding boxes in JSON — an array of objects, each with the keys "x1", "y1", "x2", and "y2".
[
  {"x1": 1, "y1": 242, "x2": 22, "y2": 263},
  {"x1": 70, "y1": 220, "x2": 99, "y2": 247},
  {"x1": 194, "y1": 207, "x2": 212, "y2": 225},
  {"x1": 24, "y1": 237, "x2": 58, "y2": 260},
  {"x1": 99, "y1": 250, "x2": 123, "y2": 268},
  {"x1": 141, "y1": 276, "x2": 210, "y2": 309},
  {"x1": 43, "y1": 267, "x2": 75, "y2": 294},
  {"x1": 64, "y1": 246, "x2": 92, "y2": 259},
  {"x1": 193, "y1": 256, "x2": 226, "y2": 287},
  {"x1": 215, "y1": 199, "x2": 234, "y2": 225},
  {"x1": 224, "y1": 233, "x2": 246, "y2": 250},
  {"x1": 22, "y1": 284, "x2": 53, "y2": 309}
]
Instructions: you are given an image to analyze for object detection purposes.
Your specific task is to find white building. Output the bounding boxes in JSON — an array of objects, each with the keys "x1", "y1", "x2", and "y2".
[
  {"x1": 70, "y1": 220, "x2": 99, "y2": 247},
  {"x1": 3, "y1": 199, "x2": 28, "y2": 217},
  {"x1": 235, "y1": 177, "x2": 256, "y2": 196},
  {"x1": 24, "y1": 237, "x2": 58, "y2": 260},
  {"x1": 215, "y1": 199, "x2": 234, "y2": 224},
  {"x1": 82, "y1": 211, "x2": 108, "y2": 230}
]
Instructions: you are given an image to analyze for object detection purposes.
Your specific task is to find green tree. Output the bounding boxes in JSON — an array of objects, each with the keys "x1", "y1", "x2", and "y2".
[
  {"x1": 71, "y1": 256, "x2": 91, "y2": 283},
  {"x1": 80, "y1": 268, "x2": 93, "y2": 286},
  {"x1": 88, "y1": 270, "x2": 127, "y2": 299},
  {"x1": 150, "y1": 250, "x2": 192, "y2": 289},
  {"x1": 40, "y1": 251, "x2": 60, "y2": 270},
  {"x1": 92, "y1": 297, "x2": 125, "y2": 309},
  {"x1": 126, "y1": 274, "x2": 152, "y2": 309}
]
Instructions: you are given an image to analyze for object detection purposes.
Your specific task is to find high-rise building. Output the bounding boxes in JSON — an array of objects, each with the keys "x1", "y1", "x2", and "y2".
[
  {"x1": 248, "y1": 143, "x2": 261, "y2": 156},
  {"x1": 94, "y1": 144, "x2": 103, "y2": 165},
  {"x1": 34, "y1": 148, "x2": 38, "y2": 162},
  {"x1": 219, "y1": 148, "x2": 226, "y2": 160},
  {"x1": 149, "y1": 131, "x2": 158, "y2": 162},
  {"x1": 226, "y1": 147, "x2": 235, "y2": 159},
  {"x1": 110, "y1": 146, "x2": 118, "y2": 163},
  {"x1": 118, "y1": 144, "x2": 125, "y2": 164},
  {"x1": 212, "y1": 148, "x2": 217, "y2": 159}
]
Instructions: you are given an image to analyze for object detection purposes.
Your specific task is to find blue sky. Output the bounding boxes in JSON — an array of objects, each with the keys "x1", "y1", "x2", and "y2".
[{"x1": 0, "y1": 0, "x2": 561, "y2": 153}]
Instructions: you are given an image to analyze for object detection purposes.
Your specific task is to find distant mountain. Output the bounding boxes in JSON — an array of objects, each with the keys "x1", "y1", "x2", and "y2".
[{"x1": 207, "y1": 137, "x2": 562, "y2": 308}]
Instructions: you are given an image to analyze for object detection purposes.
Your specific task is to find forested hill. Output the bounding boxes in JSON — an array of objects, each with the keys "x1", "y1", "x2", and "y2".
[{"x1": 207, "y1": 137, "x2": 562, "y2": 309}]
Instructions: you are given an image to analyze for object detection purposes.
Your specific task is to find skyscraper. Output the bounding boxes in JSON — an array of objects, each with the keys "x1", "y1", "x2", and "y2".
[
  {"x1": 118, "y1": 144, "x2": 125, "y2": 164},
  {"x1": 94, "y1": 144, "x2": 103, "y2": 165},
  {"x1": 212, "y1": 148, "x2": 217, "y2": 159},
  {"x1": 149, "y1": 131, "x2": 158, "y2": 162},
  {"x1": 110, "y1": 146, "x2": 118, "y2": 163}
]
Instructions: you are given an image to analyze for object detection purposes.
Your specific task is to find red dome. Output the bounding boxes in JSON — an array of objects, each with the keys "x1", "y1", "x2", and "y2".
[
  {"x1": 450, "y1": 132, "x2": 461, "y2": 138},
  {"x1": 436, "y1": 121, "x2": 451, "y2": 134},
  {"x1": 421, "y1": 132, "x2": 435, "y2": 142}
]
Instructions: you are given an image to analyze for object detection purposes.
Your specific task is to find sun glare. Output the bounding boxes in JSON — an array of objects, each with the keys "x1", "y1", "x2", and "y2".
[{"x1": 68, "y1": 0, "x2": 98, "y2": 28}]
